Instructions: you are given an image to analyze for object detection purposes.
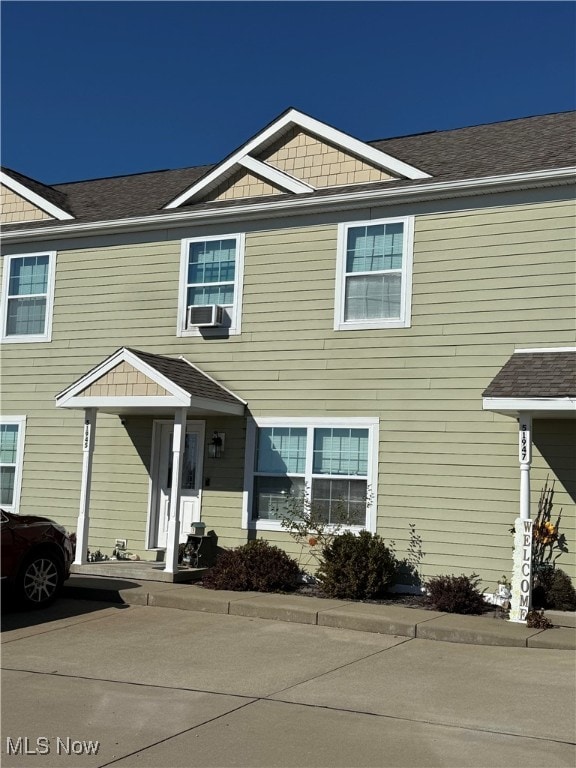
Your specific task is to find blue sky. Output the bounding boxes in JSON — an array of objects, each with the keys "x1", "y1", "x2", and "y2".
[{"x1": 2, "y1": 1, "x2": 575, "y2": 184}]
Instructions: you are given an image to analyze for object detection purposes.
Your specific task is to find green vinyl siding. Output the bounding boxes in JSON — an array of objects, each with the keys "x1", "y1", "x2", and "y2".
[{"x1": 1, "y1": 190, "x2": 575, "y2": 581}]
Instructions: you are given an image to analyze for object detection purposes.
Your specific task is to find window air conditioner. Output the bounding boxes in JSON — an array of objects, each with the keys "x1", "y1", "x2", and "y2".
[{"x1": 187, "y1": 304, "x2": 225, "y2": 328}]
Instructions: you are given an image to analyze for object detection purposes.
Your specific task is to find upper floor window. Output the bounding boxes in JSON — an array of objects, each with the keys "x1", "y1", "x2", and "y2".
[
  {"x1": 334, "y1": 216, "x2": 414, "y2": 331},
  {"x1": 178, "y1": 234, "x2": 245, "y2": 336},
  {"x1": 1, "y1": 252, "x2": 56, "y2": 343},
  {"x1": 0, "y1": 416, "x2": 26, "y2": 512}
]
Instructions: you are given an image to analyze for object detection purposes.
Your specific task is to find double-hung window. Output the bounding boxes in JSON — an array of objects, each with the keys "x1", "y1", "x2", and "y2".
[
  {"x1": 335, "y1": 216, "x2": 414, "y2": 331},
  {"x1": 1, "y1": 252, "x2": 56, "y2": 342},
  {"x1": 0, "y1": 417, "x2": 26, "y2": 512},
  {"x1": 178, "y1": 234, "x2": 245, "y2": 336},
  {"x1": 245, "y1": 417, "x2": 378, "y2": 531}
]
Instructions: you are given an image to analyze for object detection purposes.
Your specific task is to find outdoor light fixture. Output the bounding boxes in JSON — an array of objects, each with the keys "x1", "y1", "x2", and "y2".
[{"x1": 209, "y1": 431, "x2": 225, "y2": 459}]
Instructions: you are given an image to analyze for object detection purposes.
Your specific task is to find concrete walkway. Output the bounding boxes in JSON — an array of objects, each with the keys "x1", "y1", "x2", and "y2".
[{"x1": 62, "y1": 575, "x2": 576, "y2": 650}]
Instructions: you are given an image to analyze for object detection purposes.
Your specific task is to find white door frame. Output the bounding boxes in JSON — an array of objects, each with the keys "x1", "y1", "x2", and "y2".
[{"x1": 146, "y1": 418, "x2": 205, "y2": 550}]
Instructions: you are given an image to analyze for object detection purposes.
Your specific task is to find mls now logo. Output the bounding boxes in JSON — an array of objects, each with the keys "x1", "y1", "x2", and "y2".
[{"x1": 6, "y1": 737, "x2": 100, "y2": 756}]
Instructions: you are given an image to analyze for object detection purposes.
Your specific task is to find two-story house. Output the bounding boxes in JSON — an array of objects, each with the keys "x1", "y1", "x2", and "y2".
[{"x1": 1, "y1": 108, "x2": 575, "y2": 588}]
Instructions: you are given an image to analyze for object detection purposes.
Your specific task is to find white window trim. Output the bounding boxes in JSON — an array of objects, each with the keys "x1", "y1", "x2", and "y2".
[
  {"x1": 334, "y1": 215, "x2": 414, "y2": 331},
  {"x1": 177, "y1": 233, "x2": 245, "y2": 337},
  {"x1": 1, "y1": 251, "x2": 57, "y2": 343},
  {"x1": 242, "y1": 416, "x2": 379, "y2": 533},
  {"x1": 1, "y1": 416, "x2": 26, "y2": 513}
]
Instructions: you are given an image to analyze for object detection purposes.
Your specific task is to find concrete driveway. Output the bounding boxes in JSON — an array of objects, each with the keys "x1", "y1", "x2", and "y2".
[{"x1": 2, "y1": 599, "x2": 575, "y2": 768}]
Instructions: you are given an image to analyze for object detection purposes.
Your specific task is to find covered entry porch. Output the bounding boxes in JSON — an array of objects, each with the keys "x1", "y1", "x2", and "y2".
[
  {"x1": 483, "y1": 347, "x2": 576, "y2": 521},
  {"x1": 56, "y1": 347, "x2": 246, "y2": 578}
]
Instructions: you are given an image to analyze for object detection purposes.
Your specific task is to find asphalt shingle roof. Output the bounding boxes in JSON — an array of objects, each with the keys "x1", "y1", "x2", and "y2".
[
  {"x1": 3, "y1": 111, "x2": 575, "y2": 231},
  {"x1": 127, "y1": 348, "x2": 245, "y2": 407},
  {"x1": 483, "y1": 352, "x2": 576, "y2": 399}
]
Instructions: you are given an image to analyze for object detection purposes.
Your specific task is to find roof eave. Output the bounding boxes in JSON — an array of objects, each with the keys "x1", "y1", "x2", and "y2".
[
  {"x1": 482, "y1": 397, "x2": 576, "y2": 418},
  {"x1": 3, "y1": 166, "x2": 574, "y2": 244}
]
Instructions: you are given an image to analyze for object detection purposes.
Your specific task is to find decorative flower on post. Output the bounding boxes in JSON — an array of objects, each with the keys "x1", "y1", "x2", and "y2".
[{"x1": 533, "y1": 521, "x2": 558, "y2": 546}]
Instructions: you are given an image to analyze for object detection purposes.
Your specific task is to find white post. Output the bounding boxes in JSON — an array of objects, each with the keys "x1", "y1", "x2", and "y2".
[
  {"x1": 74, "y1": 408, "x2": 97, "y2": 565},
  {"x1": 509, "y1": 414, "x2": 533, "y2": 623},
  {"x1": 519, "y1": 414, "x2": 532, "y2": 520},
  {"x1": 164, "y1": 408, "x2": 187, "y2": 574}
]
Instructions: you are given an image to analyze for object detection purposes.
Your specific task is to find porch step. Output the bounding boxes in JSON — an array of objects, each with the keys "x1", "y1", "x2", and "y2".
[{"x1": 70, "y1": 562, "x2": 207, "y2": 583}]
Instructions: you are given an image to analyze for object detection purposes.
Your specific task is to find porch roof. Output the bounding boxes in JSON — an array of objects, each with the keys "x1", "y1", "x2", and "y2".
[
  {"x1": 55, "y1": 347, "x2": 247, "y2": 416},
  {"x1": 482, "y1": 348, "x2": 576, "y2": 418}
]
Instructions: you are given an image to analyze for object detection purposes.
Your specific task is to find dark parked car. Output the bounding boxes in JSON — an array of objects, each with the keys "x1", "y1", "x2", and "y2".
[{"x1": 1, "y1": 509, "x2": 74, "y2": 608}]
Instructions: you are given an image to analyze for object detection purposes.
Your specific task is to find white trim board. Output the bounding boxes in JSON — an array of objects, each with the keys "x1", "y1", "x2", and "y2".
[
  {"x1": 55, "y1": 347, "x2": 245, "y2": 415},
  {"x1": 0, "y1": 171, "x2": 74, "y2": 221},
  {"x1": 164, "y1": 108, "x2": 431, "y2": 208},
  {"x1": 238, "y1": 156, "x2": 315, "y2": 194},
  {"x1": 483, "y1": 397, "x2": 576, "y2": 415},
  {"x1": 514, "y1": 347, "x2": 576, "y2": 354},
  {"x1": 4, "y1": 167, "x2": 573, "y2": 244}
]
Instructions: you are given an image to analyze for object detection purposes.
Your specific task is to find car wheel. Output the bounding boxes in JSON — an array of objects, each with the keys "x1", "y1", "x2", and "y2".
[{"x1": 17, "y1": 552, "x2": 63, "y2": 608}]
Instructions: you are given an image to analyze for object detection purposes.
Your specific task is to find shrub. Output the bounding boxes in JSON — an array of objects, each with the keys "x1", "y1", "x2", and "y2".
[
  {"x1": 547, "y1": 569, "x2": 576, "y2": 611},
  {"x1": 425, "y1": 573, "x2": 486, "y2": 614},
  {"x1": 533, "y1": 566, "x2": 576, "y2": 611},
  {"x1": 202, "y1": 539, "x2": 300, "y2": 593},
  {"x1": 316, "y1": 531, "x2": 398, "y2": 600}
]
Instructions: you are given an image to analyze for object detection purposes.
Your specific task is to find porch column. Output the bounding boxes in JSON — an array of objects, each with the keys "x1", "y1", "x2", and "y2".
[
  {"x1": 510, "y1": 413, "x2": 533, "y2": 623},
  {"x1": 518, "y1": 414, "x2": 532, "y2": 521},
  {"x1": 74, "y1": 408, "x2": 97, "y2": 565},
  {"x1": 164, "y1": 407, "x2": 187, "y2": 574}
]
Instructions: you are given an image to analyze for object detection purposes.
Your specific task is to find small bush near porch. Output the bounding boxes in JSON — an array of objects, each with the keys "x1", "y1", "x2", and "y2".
[{"x1": 203, "y1": 540, "x2": 300, "y2": 593}]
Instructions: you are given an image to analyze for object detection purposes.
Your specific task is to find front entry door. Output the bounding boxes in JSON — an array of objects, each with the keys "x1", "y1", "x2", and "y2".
[{"x1": 152, "y1": 421, "x2": 204, "y2": 549}]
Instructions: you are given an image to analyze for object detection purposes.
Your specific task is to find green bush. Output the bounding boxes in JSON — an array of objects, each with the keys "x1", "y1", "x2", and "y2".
[
  {"x1": 548, "y1": 569, "x2": 576, "y2": 611},
  {"x1": 316, "y1": 530, "x2": 398, "y2": 600},
  {"x1": 533, "y1": 566, "x2": 576, "y2": 611},
  {"x1": 202, "y1": 539, "x2": 300, "y2": 593},
  {"x1": 425, "y1": 573, "x2": 486, "y2": 614}
]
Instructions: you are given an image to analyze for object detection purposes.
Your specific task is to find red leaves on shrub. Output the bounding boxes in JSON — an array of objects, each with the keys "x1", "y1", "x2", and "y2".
[{"x1": 425, "y1": 573, "x2": 487, "y2": 614}]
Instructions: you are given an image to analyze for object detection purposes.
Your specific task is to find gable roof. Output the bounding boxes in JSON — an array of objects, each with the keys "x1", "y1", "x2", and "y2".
[
  {"x1": 56, "y1": 347, "x2": 246, "y2": 415},
  {"x1": 3, "y1": 110, "x2": 575, "y2": 235},
  {"x1": 164, "y1": 108, "x2": 432, "y2": 208}
]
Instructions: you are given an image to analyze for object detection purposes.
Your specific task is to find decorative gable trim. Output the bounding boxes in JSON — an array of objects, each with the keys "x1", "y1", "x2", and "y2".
[
  {"x1": 0, "y1": 171, "x2": 74, "y2": 221},
  {"x1": 56, "y1": 347, "x2": 191, "y2": 408},
  {"x1": 238, "y1": 156, "x2": 315, "y2": 193},
  {"x1": 164, "y1": 108, "x2": 431, "y2": 209},
  {"x1": 56, "y1": 347, "x2": 247, "y2": 415}
]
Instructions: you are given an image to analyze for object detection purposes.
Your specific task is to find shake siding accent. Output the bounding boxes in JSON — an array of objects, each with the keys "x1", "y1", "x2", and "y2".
[
  {"x1": 0, "y1": 185, "x2": 52, "y2": 223},
  {"x1": 1, "y1": 194, "x2": 574, "y2": 579}
]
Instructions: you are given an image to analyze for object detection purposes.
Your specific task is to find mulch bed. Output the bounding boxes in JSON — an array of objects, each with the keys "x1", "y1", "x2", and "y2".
[
  {"x1": 294, "y1": 584, "x2": 507, "y2": 617},
  {"x1": 295, "y1": 584, "x2": 430, "y2": 609}
]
